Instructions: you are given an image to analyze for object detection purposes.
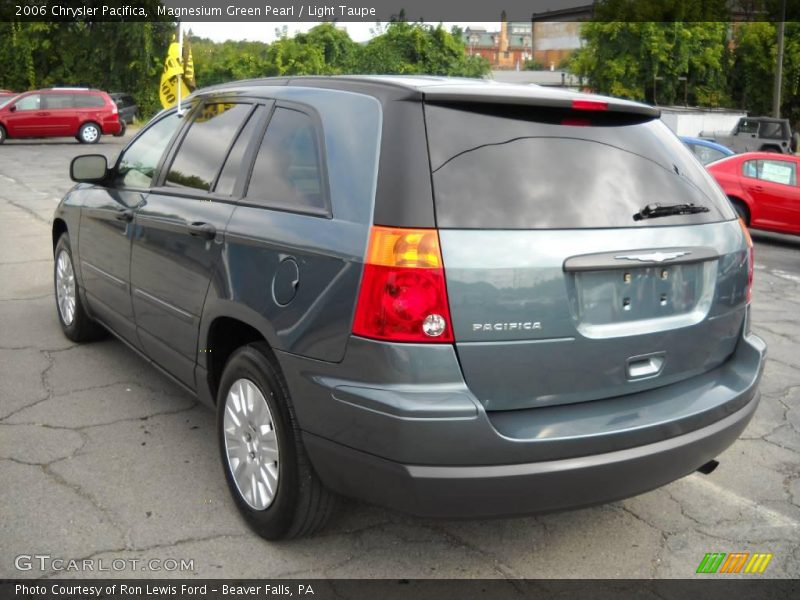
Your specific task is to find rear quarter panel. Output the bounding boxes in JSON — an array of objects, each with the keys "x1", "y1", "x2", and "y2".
[{"x1": 199, "y1": 87, "x2": 382, "y2": 365}]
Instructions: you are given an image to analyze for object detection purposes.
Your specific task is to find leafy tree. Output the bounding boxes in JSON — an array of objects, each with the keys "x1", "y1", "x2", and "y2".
[
  {"x1": 570, "y1": 22, "x2": 730, "y2": 106},
  {"x1": 357, "y1": 21, "x2": 489, "y2": 77},
  {"x1": 730, "y1": 21, "x2": 800, "y2": 128}
]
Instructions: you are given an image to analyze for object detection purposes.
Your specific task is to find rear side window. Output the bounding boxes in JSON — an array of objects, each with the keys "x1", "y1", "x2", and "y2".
[
  {"x1": 425, "y1": 103, "x2": 734, "y2": 229},
  {"x1": 74, "y1": 94, "x2": 105, "y2": 108},
  {"x1": 165, "y1": 102, "x2": 252, "y2": 192},
  {"x1": 743, "y1": 159, "x2": 797, "y2": 186},
  {"x1": 215, "y1": 106, "x2": 265, "y2": 196},
  {"x1": 759, "y1": 122, "x2": 784, "y2": 139},
  {"x1": 42, "y1": 93, "x2": 73, "y2": 109},
  {"x1": 245, "y1": 107, "x2": 327, "y2": 214}
]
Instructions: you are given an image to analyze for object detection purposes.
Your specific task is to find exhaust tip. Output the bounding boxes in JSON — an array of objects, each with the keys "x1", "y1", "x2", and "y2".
[{"x1": 697, "y1": 459, "x2": 719, "y2": 475}]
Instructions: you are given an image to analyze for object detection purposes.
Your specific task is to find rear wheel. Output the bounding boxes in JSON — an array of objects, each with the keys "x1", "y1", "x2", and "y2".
[
  {"x1": 54, "y1": 233, "x2": 106, "y2": 342},
  {"x1": 216, "y1": 342, "x2": 337, "y2": 540},
  {"x1": 791, "y1": 132, "x2": 799, "y2": 153},
  {"x1": 730, "y1": 198, "x2": 750, "y2": 226},
  {"x1": 78, "y1": 122, "x2": 101, "y2": 144},
  {"x1": 759, "y1": 145, "x2": 780, "y2": 153}
]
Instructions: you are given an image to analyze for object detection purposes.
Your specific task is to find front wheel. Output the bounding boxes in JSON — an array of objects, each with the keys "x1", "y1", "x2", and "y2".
[
  {"x1": 78, "y1": 122, "x2": 101, "y2": 144},
  {"x1": 54, "y1": 234, "x2": 106, "y2": 342},
  {"x1": 216, "y1": 343, "x2": 337, "y2": 540},
  {"x1": 0, "y1": 124, "x2": 6, "y2": 144}
]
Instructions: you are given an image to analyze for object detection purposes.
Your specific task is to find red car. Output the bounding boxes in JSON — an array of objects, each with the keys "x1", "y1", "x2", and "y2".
[
  {"x1": 0, "y1": 88, "x2": 121, "y2": 144},
  {"x1": 707, "y1": 151, "x2": 800, "y2": 236}
]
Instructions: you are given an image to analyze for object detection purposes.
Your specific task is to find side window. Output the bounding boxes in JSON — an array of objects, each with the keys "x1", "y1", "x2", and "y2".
[
  {"x1": 165, "y1": 102, "x2": 252, "y2": 192},
  {"x1": 742, "y1": 160, "x2": 758, "y2": 179},
  {"x1": 758, "y1": 160, "x2": 797, "y2": 186},
  {"x1": 759, "y1": 122, "x2": 783, "y2": 140},
  {"x1": 14, "y1": 94, "x2": 40, "y2": 111},
  {"x1": 737, "y1": 120, "x2": 759, "y2": 135},
  {"x1": 74, "y1": 94, "x2": 105, "y2": 108},
  {"x1": 693, "y1": 145, "x2": 725, "y2": 165},
  {"x1": 215, "y1": 106, "x2": 265, "y2": 196},
  {"x1": 245, "y1": 107, "x2": 327, "y2": 214},
  {"x1": 42, "y1": 93, "x2": 73, "y2": 109},
  {"x1": 116, "y1": 111, "x2": 181, "y2": 189}
]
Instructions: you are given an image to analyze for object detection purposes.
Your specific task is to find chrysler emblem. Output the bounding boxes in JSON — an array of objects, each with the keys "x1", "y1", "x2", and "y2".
[{"x1": 614, "y1": 251, "x2": 691, "y2": 263}]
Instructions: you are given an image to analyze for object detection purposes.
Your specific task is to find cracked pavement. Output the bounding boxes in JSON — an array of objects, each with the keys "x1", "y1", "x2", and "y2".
[{"x1": 0, "y1": 138, "x2": 798, "y2": 580}]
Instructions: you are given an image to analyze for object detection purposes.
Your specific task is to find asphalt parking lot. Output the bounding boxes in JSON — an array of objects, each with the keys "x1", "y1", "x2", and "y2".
[{"x1": 1, "y1": 136, "x2": 798, "y2": 580}]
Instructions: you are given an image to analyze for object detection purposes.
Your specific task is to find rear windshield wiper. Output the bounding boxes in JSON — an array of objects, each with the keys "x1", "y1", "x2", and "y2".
[{"x1": 633, "y1": 202, "x2": 710, "y2": 221}]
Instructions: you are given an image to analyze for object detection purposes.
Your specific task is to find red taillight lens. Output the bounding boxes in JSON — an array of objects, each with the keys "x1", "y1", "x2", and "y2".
[
  {"x1": 739, "y1": 218, "x2": 754, "y2": 303},
  {"x1": 353, "y1": 226, "x2": 454, "y2": 343},
  {"x1": 572, "y1": 99, "x2": 608, "y2": 111}
]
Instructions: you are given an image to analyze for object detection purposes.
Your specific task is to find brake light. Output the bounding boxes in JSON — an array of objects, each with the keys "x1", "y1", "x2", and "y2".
[
  {"x1": 353, "y1": 226, "x2": 454, "y2": 343},
  {"x1": 739, "y1": 218, "x2": 754, "y2": 303},
  {"x1": 572, "y1": 99, "x2": 608, "y2": 111}
]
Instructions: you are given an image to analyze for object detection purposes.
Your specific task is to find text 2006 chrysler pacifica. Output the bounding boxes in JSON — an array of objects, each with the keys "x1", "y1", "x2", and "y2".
[{"x1": 52, "y1": 76, "x2": 766, "y2": 539}]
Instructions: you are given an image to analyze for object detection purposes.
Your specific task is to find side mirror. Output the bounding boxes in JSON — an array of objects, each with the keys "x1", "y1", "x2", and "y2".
[
  {"x1": 8, "y1": 105, "x2": 16, "y2": 113},
  {"x1": 70, "y1": 154, "x2": 108, "y2": 183}
]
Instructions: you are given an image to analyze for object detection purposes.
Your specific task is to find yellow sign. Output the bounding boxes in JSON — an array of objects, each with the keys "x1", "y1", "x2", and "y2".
[{"x1": 159, "y1": 40, "x2": 195, "y2": 109}]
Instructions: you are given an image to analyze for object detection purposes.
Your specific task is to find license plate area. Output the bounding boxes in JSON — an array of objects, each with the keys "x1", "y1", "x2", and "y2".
[{"x1": 566, "y1": 261, "x2": 716, "y2": 338}]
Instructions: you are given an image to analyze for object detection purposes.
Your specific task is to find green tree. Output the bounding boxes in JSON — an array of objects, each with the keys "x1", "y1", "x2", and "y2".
[
  {"x1": 570, "y1": 22, "x2": 730, "y2": 106},
  {"x1": 357, "y1": 21, "x2": 489, "y2": 77},
  {"x1": 729, "y1": 22, "x2": 800, "y2": 127}
]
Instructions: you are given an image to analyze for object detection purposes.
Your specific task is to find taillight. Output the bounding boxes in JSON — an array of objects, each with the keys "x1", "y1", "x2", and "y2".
[
  {"x1": 353, "y1": 226, "x2": 454, "y2": 343},
  {"x1": 739, "y1": 218, "x2": 754, "y2": 303},
  {"x1": 572, "y1": 99, "x2": 608, "y2": 111}
]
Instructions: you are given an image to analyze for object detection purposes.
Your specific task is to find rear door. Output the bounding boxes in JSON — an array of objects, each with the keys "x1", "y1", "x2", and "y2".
[
  {"x1": 425, "y1": 102, "x2": 748, "y2": 411},
  {"x1": 40, "y1": 92, "x2": 76, "y2": 136},
  {"x1": 130, "y1": 100, "x2": 260, "y2": 387},
  {"x1": 742, "y1": 158, "x2": 800, "y2": 233}
]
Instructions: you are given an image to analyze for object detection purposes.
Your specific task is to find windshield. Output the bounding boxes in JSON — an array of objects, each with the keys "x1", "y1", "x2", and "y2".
[
  {"x1": 0, "y1": 95, "x2": 19, "y2": 109},
  {"x1": 425, "y1": 103, "x2": 736, "y2": 229}
]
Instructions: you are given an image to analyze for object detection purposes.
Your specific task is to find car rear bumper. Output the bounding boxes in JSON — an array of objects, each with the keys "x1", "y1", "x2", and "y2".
[
  {"x1": 279, "y1": 327, "x2": 765, "y2": 518},
  {"x1": 101, "y1": 118, "x2": 122, "y2": 135},
  {"x1": 303, "y1": 388, "x2": 760, "y2": 518}
]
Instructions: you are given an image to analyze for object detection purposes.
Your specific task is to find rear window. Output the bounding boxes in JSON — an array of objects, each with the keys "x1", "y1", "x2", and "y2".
[{"x1": 425, "y1": 103, "x2": 735, "y2": 229}]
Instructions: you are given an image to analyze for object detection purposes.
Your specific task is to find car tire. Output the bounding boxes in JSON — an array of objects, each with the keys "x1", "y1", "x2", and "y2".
[
  {"x1": 78, "y1": 122, "x2": 101, "y2": 144},
  {"x1": 0, "y1": 124, "x2": 6, "y2": 144},
  {"x1": 730, "y1": 198, "x2": 750, "y2": 226},
  {"x1": 216, "y1": 342, "x2": 337, "y2": 540},
  {"x1": 114, "y1": 121, "x2": 126, "y2": 137},
  {"x1": 791, "y1": 132, "x2": 799, "y2": 153},
  {"x1": 759, "y1": 145, "x2": 780, "y2": 153},
  {"x1": 54, "y1": 233, "x2": 107, "y2": 342}
]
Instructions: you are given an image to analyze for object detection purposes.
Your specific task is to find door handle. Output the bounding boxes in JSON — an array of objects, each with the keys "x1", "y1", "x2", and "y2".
[
  {"x1": 187, "y1": 222, "x2": 216, "y2": 240},
  {"x1": 752, "y1": 185, "x2": 765, "y2": 192},
  {"x1": 114, "y1": 208, "x2": 134, "y2": 222}
]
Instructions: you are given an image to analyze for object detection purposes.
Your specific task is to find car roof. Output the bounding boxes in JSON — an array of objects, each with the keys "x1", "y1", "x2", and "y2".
[
  {"x1": 195, "y1": 75, "x2": 660, "y2": 117},
  {"x1": 680, "y1": 136, "x2": 734, "y2": 155}
]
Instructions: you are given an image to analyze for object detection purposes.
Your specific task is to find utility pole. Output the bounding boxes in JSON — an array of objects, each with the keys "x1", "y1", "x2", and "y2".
[{"x1": 772, "y1": 0, "x2": 786, "y2": 118}]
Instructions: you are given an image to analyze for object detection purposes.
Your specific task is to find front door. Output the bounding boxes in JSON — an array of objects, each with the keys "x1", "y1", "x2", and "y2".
[
  {"x1": 4, "y1": 94, "x2": 46, "y2": 137},
  {"x1": 77, "y1": 110, "x2": 182, "y2": 345},
  {"x1": 130, "y1": 101, "x2": 256, "y2": 388}
]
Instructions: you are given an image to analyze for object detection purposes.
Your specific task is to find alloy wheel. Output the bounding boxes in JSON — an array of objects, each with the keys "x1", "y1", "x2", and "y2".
[
  {"x1": 223, "y1": 378, "x2": 280, "y2": 510},
  {"x1": 55, "y1": 250, "x2": 76, "y2": 325}
]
